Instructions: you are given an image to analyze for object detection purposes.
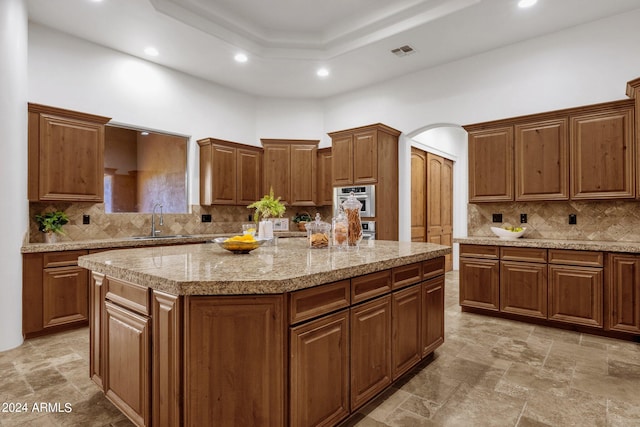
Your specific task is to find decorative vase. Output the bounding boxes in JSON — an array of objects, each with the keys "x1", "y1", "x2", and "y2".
[{"x1": 44, "y1": 232, "x2": 58, "y2": 244}]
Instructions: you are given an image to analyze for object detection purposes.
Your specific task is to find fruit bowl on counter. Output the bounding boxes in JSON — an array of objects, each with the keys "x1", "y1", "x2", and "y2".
[
  {"x1": 491, "y1": 226, "x2": 526, "y2": 240},
  {"x1": 213, "y1": 236, "x2": 269, "y2": 254}
]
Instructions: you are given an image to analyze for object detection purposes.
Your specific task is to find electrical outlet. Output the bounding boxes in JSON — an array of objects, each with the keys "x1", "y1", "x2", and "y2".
[
  {"x1": 82, "y1": 214, "x2": 90, "y2": 225},
  {"x1": 248, "y1": 214, "x2": 253, "y2": 222},
  {"x1": 201, "y1": 214, "x2": 212, "y2": 223},
  {"x1": 492, "y1": 213, "x2": 502, "y2": 223},
  {"x1": 520, "y1": 213, "x2": 527, "y2": 224},
  {"x1": 569, "y1": 214, "x2": 577, "y2": 225}
]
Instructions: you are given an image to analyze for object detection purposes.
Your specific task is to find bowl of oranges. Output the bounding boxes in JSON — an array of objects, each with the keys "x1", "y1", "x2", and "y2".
[{"x1": 213, "y1": 234, "x2": 268, "y2": 254}]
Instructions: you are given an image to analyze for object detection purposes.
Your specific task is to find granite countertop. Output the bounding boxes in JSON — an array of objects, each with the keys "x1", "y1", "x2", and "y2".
[
  {"x1": 455, "y1": 236, "x2": 640, "y2": 253},
  {"x1": 78, "y1": 238, "x2": 451, "y2": 296},
  {"x1": 20, "y1": 231, "x2": 307, "y2": 253}
]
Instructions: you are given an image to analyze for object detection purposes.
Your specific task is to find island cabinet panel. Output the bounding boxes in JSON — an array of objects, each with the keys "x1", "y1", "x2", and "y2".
[
  {"x1": 184, "y1": 295, "x2": 285, "y2": 427},
  {"x1": 290, "y1": 310, "x2": 350, "y2": 427},
  {"x1": 391, "y1": 284, "x2": 422, "y2": 380},
  {"x1": 288, "y1": 279, "x2": 350, "y2": 325},
  {"x1": 151, "y1": 291, "x2": 182, "y2": 427},
  {"x1": 500, "y1": 261, "x2": 548, "y2": 319},
  {"x1": 352, "y1": 269, "x2": 392, "y2": 304},
  {"x1": 350, "y1": 295, "x2": 392, "y2": 410},
  {"x1": 515, "y1": 119, "x2": 569, "y2": 201},
  {"x1": 548, "y1": 265, "x2": 603, "y2": 328},
  {"x1": 104, "y1": 301, "x2": 151, "y2": 427},
  {"x1": 459, "y1": 257, "x2": 500, "y2": 311},
  {"x1": 422, "y1": 276, "x2": 445, "y2": 357},
  {"x1": 89, "y1": 272, "x2": 105, "y2": 389},
  {"x1": 316, "y1": 147, "x2": 333, "y2": 206},
  {"x1": 467, "y1": 126, "x2": 514, "y2": 202},
  {"x1": 392, "y1": 262, "x2": 423, "y2": 290},
  {"x1": 607, "y1": 254, "x2": 640, "y2": 334},
  {"x1": 570, "y1": 104, "x2": 635, "y2": 200},
  {"x1": 28, "y1": 103, "x2": 110, "y2": 202},
  {"x1": 198, "y1": 138, "x2": 262, "y2": 206}
]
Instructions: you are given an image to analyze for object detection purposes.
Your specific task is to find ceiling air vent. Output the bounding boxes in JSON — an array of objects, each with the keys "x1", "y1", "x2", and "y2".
[{"x1": 391, "y1": 45, "x2": 416, "y2": 57}]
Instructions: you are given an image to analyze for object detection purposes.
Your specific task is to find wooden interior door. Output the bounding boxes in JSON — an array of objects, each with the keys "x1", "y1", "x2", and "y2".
[
  {"x1": 426, "y1": 153, "x2": 454, "y2": 271},
  {"x1": 410, "y1": 148, "x2": 427, "y2": 242}
]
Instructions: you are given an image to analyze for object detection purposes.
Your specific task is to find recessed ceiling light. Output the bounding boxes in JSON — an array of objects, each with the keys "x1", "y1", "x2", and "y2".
[
  {"x1": 518, "y1": 0, "x2": 537, "y2": 8},
  {"x1": 317, "y1": 68, "x2": 330, "y2": 78},
  {"x1": 144, "y1": 47, "x2": 159, "y2": 57},
  {"x1": 140, "y1": 131, "x2": 149, "y2": 136},
  {"x1": 234, "y1": 53, "x2": 248, "y2": 63}
]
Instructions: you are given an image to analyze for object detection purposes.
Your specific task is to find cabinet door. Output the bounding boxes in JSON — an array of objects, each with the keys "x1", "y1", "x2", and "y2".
[
  {"x1": 459, "y1": 258, "x2": 500, "y2": 311},
  {"x1": 607, "y1": 254, "x2": 640, "y2": 334},
  {"x1": 422, "y1": 276, "x2": 445, "y2": 357},
  {"x1": 410, "y1": 148, "x2": 427, "y2": 242},
  {"x1": 500, "y1": 261, "x2": 547, "y2": 319},
  {"x1": 392, "y1": 285, "x2": 421, "y2": 380},
  {"x1": 237, "y1": 147, "x2": 262, "y2": 205},
  {"x1": 290, "y1": 143, "x2": 317, "y2": 206},
  {"x1": 210, "y1": 142, "x2": 237, "y2": 204},
  {"x1": 38, "y1": 114, "x2": 105, "y2": 202},
  {"x1": 548, "y1": 265, "x2": 603, "y2": 328},
  {"x1": 468, "y1": 127, "x2": 514, "y2": 202},
  {"x1": 316, "y1": 148, "x2": 333, "y2": 206},
  {"x1": 570, "y1": 106, "x2": 635, "y2": 199},
  {"x1": 290, "y1": 310, "x2": 350, "y2": 427},
  {"x1": 350, "y1": 295, "x2": 391, "y2": 410},
  {"x1": 515, "y1": 119, "x2": 569, "y2": 201},
  {"x1": 90, "y1": 272, "x2": 106, "y2": 389},
  {"x1": 104, "y1": 301, "x2": 150, "y2": 427},
  {"x1": 263, "y1": 143, "x2": 291, "y2": 203},
  {"x1": 331, "y1": 134, "x2": 353, "y2": 186},
  {"x1": 42, "y1": 265, "x2": 89, "y2": 328},
  {"x1": 353, "y1": 129, "x2": 377, "y2": 184}
]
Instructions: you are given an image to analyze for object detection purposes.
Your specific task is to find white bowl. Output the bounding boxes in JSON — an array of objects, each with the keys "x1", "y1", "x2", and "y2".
[{"x1": 491, "y1": 226, "x2": 526, "y2": 240}]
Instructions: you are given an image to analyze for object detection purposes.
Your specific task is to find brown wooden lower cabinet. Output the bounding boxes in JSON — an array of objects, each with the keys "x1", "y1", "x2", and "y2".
[
  {"x1": 500, "y1": 260, "x2": 547, "y2": 319},
  {"x1": 607, "y1": 253, "x2": 640, "y2": 334},
  {"x1": 392, "y1": 285, "x2": 422, "y2": 380},
  {"x1": 422, "y1": 275, "x2": 445, "y2": 356},
  {"x1": 459, "y1": 257, "x2": 500, "y2": 311},
  {"x1": 548, "y1": 264, "x2": 603, "y2": 328},
  {"x1": 351, "y1": 295, "x2": 392, "y2": 410},
  {"x1": 290, "y1": 310, "x2": 350, "y2": 427}
]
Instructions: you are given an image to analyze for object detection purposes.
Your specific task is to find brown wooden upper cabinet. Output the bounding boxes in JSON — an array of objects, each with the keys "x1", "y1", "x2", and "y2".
[
  {"x1": 466, "y1": 95, "x2": 636, "y2": 203},
  {"x1": 261, "y1": 139, "x2": 318, "y2": 206},
  {"x1": 198, "y1": 138, "x2": 262, "y2": 206},
  {"x1": 466, "y1": 126, "x2": 514, "y2": 202},
  {"x1": 28, "y1": 103, "x2": 111, "y2": 202},
  {"x1": 329, "y1": 124, "x2": 400, "y2": 186},
  {"x1": 570, "y1": 101, "x2": 635, "y2": 200},
  {"x1": 515, "y1": 118, "x2": 569, "y2": 201},
  {"x1": 316, "y1": 147, "x2": 333, "y2": 206}
]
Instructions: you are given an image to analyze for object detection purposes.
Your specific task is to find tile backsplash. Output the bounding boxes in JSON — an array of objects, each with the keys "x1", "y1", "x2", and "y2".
[
  {"x1": 28, "y1": 202, "x2": 331, "y2": 243},
  {"x1": 468, "y1": 200, "x2": 640, "y2": 242}
]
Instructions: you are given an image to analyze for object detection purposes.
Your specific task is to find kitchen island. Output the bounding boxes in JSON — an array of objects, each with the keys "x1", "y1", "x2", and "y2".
[{"x1": 79, "y1": 238, "x2": 450, "y2": 427}]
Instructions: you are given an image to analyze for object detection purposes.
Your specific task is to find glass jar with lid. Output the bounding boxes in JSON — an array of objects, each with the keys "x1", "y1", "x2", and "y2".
[
  {"x1": 342, "y1": 192, "x2": 362, "y2": 248},
  {"x1": 332, "y1": 206, "x2": 348, "y2": 249},
  {"x1": 305, "y1": 213, "x2": 331, "y2": 249}
]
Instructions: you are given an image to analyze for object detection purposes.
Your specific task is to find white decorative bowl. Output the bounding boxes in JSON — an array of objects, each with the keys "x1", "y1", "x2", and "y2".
[{"x1": 491, "y1": 226, "x2": 526, "y2": 240}]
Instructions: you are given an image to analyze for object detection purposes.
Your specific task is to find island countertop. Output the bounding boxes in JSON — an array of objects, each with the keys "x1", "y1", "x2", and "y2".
[{"x1": 78, "y1": 238, "x2": 451, "y2": 296}]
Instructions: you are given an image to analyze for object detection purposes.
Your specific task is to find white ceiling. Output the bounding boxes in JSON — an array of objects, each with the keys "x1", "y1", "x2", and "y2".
[{"x1": 26, "y1": 0, "x2": 640, "y2": 99}]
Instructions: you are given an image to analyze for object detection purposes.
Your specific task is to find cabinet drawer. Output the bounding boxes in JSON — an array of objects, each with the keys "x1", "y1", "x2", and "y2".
[
  {"x1": 351, "y1": 270, "x2": 392, "y2": 304},
  {"x1": 43, "y1": 250, "x2": 88, "y2": 268},
  {"x1": 422, "y1": 257, "x2": 445, "y2": 280},
  {"x1": 500, "y1": 247, "x2": 547, "y2": 263},
  {"x1": 460, "y1": 244, "x2": 499, "y2": 259},
  {"x1": 105, "y1": 277, "x2": 150, "y2": 316},
  {"x1": 548, "y1": 249, "x2": 603, "y2": 267},
  {"x1": 392, "y1": 263, "x2": 422, "y2": 290},
  {"x1": 289, "y1": 280, "x2": 350, "y2": 325}
]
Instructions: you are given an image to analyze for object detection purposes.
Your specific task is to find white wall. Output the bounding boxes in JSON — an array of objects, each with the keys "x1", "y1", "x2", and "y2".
[
  {"x1": 1, "y1": 0, "x2": 28, "y2": 351},
  {"x1": 255, "y1": 97, "x2": 325, "y2": 145}
]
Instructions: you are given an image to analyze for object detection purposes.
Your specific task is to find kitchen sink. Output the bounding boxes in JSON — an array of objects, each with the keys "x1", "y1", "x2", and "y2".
[{"x1": 129, "y1": 234, "x2": 188, "y2": 240}]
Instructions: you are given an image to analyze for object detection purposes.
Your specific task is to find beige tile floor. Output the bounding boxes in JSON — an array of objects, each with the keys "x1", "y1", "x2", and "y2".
[{"x1": 1, "y1": 271, "x2": 639, "y2": 426}]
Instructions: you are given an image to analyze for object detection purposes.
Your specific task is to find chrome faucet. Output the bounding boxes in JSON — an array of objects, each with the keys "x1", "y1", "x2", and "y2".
[{"x1": 151, "y1": 203, "x2": 164, "y2": 236}]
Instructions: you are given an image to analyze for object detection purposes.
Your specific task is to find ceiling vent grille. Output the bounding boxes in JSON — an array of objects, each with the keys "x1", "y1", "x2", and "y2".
[{"x1": 391, "y1": 45, "x2": 416, "y2": 57}]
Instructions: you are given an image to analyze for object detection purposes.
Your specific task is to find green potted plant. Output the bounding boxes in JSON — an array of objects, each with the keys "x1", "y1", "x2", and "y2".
[
  {"x1": 247, "y1": 187, "x2": 286, "y2": 238},
  {"x1": 35, "y1": 211, "x2": 69, "y2": 243}
]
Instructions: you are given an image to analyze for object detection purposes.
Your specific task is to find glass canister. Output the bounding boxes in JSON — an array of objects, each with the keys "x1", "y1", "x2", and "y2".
[
  {"x1": 305, "y1": 213, "x2": 331, "y2": 249},
  {"x1": 332, "y1": 207, "x2": 348, "y2": 249},
  {"x1": 342, "y1": 192, "x2": 363, "y2": 248}
]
